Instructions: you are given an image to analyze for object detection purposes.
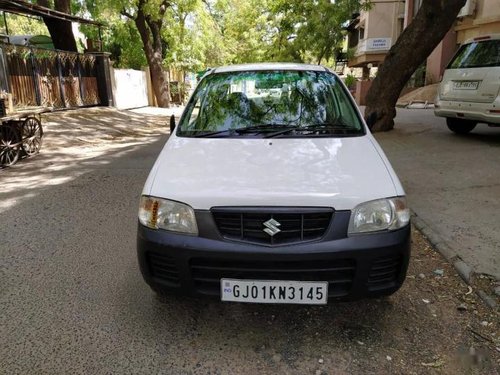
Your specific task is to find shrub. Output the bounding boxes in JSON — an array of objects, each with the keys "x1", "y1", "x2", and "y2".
[{"x1": 345, "y1": 74, "x2": 357, "y2": 88}]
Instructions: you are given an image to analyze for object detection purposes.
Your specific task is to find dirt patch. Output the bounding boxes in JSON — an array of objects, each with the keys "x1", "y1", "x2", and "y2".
[
  {"x1": 379, "y1": 228, "x2": 500, "y2": 374},
  {"x1": 151, "y1": 227, "x2": 499, "y2": 375}
]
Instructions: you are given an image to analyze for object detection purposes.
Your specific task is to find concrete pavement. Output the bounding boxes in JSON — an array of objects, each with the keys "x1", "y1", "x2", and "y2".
[
  {"x1": 1, "y1": 108, "x2": 498, "y2": 373},
  {"x1": 375, "y1": 108, "x2": 500, "y2": 281}
]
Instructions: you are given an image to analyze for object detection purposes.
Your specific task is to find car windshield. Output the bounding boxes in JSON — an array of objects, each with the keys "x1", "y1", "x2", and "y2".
[
  {"x1": 448, "y1": 39, "x2": 500, "y2": 69},
  {"x1": 177, "y1": 70, "x2": 364, "y2": 138}
]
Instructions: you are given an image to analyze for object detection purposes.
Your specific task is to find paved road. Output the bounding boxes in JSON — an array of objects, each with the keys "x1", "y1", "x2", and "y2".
[
  {"x1": 375, "y1": 109, "x2": 500, "y2": 281},
  {"x1": 1, "y1": 108, "x2": 498, "y2": 374}
]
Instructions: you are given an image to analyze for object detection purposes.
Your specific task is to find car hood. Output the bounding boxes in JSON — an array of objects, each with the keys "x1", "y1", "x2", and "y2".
[{"x1": 145, "y1": 136, "x2": 402, "y2": 210}]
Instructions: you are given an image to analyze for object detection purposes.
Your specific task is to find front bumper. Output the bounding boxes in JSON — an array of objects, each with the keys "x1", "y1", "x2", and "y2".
[
  {"x1": 137, "y1": 211, "x2": 411, "y2": 302},
  {"x1": 434, "y1": 97, "x2": 500, "y2": 124}
]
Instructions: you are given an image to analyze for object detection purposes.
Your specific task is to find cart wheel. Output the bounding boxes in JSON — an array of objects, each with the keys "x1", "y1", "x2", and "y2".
[
  {"x1": 0, "y1": 125, "x2": 21, "y2": 167},
  {"x1": 22, "y1": 117, "x2": 43, "y2": 156}
]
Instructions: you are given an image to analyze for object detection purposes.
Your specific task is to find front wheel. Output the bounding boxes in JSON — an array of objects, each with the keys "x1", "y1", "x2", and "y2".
[{"x1": 446, "y1": 118, "x2": 477, "y2": 134}]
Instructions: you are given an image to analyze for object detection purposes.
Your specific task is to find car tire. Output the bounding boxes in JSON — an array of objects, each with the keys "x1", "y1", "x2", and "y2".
[{"x1": 446, "y1": 118, "x2": 477, "y2": 134}]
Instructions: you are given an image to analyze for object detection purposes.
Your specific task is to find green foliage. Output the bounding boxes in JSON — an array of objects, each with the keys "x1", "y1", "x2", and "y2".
[
  {"x1": 78, "y1": 0, "x2": 364, "y2": 71},
  {"x1": 202, "y1": 0, "x2": 364, "y2": 66},
  {"x1": 163, "y1": 0, "x2": 209, "y2": 72},
  {"x1": 0, "y1": 13, "x2": 50, "y2": 36},
  {"x1": 344, "y1": 74, "x2": 356, "y2": 88},
  {"x1": 81, "y1": 0, "x2": 148, "y2": 68},
  {"x1": 81, "y1": 17, "x2": 146, "y2": 69}
]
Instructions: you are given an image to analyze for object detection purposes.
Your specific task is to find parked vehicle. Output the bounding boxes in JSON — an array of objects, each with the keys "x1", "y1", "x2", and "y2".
[
  {"x1": 137, "y1": 63, "x2": 410, "y2": 304},
  {"x1": 434, "y1": 34, "x2": 500, "y2": 134}
]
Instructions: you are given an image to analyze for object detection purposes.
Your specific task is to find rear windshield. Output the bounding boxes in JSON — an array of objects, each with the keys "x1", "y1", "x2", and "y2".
[
  {"x1": 177, "y1": 70, "x2": 364, "y2": 138},
  {"x1": 448, "y1": 39, "x2": 500, "y2": 69}
]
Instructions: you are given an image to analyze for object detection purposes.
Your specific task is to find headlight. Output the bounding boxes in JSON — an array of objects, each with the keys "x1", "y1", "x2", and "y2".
[
  {"x1": 348, "y1": 197, "x2": 410, "y2": 235},
  {"x1": 139, "y1": 196, "x2": 198, "y2": 235}
]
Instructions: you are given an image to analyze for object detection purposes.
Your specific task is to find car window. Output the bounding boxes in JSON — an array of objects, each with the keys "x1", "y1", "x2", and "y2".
[
  {"x1": 448, "y1": 39, "x2": 500, "y2": 69},
  {"x1": 178, "y1": 70, "x2": 364, "y2": 137}
]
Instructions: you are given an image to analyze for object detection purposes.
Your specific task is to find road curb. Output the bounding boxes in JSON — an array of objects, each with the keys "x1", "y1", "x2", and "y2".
[
  {"x1": 410, "y1": 211, "x2": 497, "y2": 309},
  {"x1": 411, "y1": 212, "x2": 459, "y2": 263},
  {"x1": 453, "y1": 260, "x2": 473, "y2": 284}
]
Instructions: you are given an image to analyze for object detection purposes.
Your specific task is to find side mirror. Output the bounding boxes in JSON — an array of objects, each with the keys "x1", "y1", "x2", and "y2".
[
  {"x1": 365, "y1": 112, "x2": 377, "y2": 130},
  {"x1": 170, "y1": 114, "x2": 176, "y2": 133}
]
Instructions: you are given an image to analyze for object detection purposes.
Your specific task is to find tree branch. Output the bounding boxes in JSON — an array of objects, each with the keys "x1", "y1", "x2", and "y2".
[
  {"x1": 121, "y1": 10, "x2": 135, "y2": 20},
  {"x1": 201, "y1": 0, "x2": 225, "y2": 36},
  {"x1": 160, "y1": 0, "x2": 170, "y2": 14},
  {"x1": 134, "y1": 7, "x2": 153, "y2": 61},
  {"x1": 146, "y1": 17, "x2": 163, "y2": 52}
]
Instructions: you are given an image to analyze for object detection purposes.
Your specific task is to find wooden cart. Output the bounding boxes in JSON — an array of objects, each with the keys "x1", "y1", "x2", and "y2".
[{"x1": 0, "y1": 109, "x2": 44, "y2": 168}]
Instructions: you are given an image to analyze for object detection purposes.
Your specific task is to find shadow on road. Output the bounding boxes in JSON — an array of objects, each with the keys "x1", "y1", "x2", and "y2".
[
  {"x1": 2, "y1": 119, "x2": 498, "y2": 374},
  {"x1": 452, "y1": 128, "x2": 500, "y2": 146}
]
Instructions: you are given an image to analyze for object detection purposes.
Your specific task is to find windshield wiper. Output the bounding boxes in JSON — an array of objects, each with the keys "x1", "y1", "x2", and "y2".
[
  {"x1": 189, "y1": 129, "x2": 234, "y2": 137},
  {"x1": 235, "y1": 124, "x2": 295, "y2": 134},
  {"x1": 264, "y1": 122, "x2": 361, "y2": 138},
  {"x1": 186, "y1": 124, "x2": 294, "y2": 137}
]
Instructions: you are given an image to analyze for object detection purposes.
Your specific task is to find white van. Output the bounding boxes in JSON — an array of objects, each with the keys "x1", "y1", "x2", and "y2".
[
  {"x1": 137, "y1": 63, "x2": 410, "y2": 304},
  {"x1": 435, "y1": 35, "x2": 500, "y2": 133}
]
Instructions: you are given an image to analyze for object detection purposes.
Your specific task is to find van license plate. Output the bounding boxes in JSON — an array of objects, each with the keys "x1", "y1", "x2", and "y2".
[
  {"x1": 453, "y1": 81, "x2": 479, "y2": 90},
  {"x1": 221, "y1": 279, "x2": 328, "y2": 304}
]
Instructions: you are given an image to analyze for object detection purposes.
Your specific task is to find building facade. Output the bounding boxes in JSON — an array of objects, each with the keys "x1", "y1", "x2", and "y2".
[
  {"x1": 347, "y1": 0, "x2": 500, "y2": 84},
  {"x1": 346, "y1": 1, "x2": 405, "y2": 75}
]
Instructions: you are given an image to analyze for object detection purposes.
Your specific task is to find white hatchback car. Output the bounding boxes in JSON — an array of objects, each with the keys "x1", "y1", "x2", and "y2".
[
  {"x1": 435, "y1": 34, "x2": 500, "y2": 133},
  {"x1": 138, "y1": 63, "x2": 410, "y2": 304}
]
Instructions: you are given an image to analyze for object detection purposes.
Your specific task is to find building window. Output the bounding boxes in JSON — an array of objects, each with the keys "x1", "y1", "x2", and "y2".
[{"x1": 359, "y1": 27, "x2": 365, "y2": 40}]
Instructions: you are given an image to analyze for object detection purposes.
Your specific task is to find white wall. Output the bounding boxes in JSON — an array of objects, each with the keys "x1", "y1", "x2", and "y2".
[{"x1": 112, "y1": 69, "x2": 149, "y2": 109}]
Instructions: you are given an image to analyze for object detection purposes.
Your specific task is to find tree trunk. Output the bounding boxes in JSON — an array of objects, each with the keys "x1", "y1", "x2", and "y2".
[
  {"x1": 133, "y1": 3, "x2": 170, "y2": 108},
  {"x1": 364, "y1": 0, "x2": 466, "y2": 132},
  {"x1": 37, "y1": 0, "x2": 78, "y2": 52},
  {"x1": 146, "y1": 51, "x2": 171, "y2": 108}
]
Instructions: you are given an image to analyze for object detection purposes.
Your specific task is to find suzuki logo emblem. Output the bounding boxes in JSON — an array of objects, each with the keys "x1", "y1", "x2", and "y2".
[{"x1": 263, "y1": 218, "x2": 281, "y2": 236}]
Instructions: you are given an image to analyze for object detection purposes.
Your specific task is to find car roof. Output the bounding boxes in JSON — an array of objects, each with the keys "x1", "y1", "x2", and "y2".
[{"x1": 211, "y1": 63, "x2": 329, "y2": 74}]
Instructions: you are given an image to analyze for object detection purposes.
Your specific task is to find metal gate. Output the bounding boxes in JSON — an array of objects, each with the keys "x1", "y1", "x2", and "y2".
[{"x1": 1, "y1": 44, "x2": 100, "y2": 109}]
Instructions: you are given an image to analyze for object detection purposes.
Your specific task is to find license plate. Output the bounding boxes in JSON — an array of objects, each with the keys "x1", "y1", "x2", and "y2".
[
  {"x1": 453, "y1": 81, "x2": 479, "y2": 90},
  {"x1": 221, "y1": 279, "x2": 328, "y2": 305}
]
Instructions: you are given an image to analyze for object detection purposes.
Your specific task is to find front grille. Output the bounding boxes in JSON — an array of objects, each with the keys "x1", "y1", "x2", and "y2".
[
  {"x1": 211, "y1": 208, "x2": 333, "y2": 245},
  {"x1": 190, "y1": 258, "x2": 355, "y2": 297},
  {"x1": 367, "y1": 255, "x2": 402, "y2": 291},
  {"x1": 148, "y1": 252, "x2": 180, "y2": 285}
]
